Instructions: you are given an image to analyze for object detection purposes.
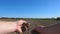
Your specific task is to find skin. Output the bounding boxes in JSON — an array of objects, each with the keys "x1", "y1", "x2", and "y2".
[
  {"x1": 16, "y1": 20, "x2": 29, "y2": 34},
  {"x1": 0, "y1": 20, "x2": 29, "y2": 34}
]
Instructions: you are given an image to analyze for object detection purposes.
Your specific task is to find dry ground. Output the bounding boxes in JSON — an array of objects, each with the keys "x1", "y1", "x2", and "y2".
[{"x1": 0, "y1": 19, "x2": 60, "y2": 34}]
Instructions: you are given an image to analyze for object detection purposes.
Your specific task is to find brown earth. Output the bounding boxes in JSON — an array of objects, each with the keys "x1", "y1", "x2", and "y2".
[{"x1": 0, "y1": 19, "x2": 60, "y2": 34}]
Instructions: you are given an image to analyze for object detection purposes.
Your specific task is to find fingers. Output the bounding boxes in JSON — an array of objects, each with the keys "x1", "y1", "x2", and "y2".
[
  {"x1": 16, "y1": 20, "x2": 30, "y2": 34},
  {"x1": 21, "y1": 25, "x2": 26, "y2": 32},
  {"x1": 15, "y1": 25, "x2": 23, "y2": 34},
  {"x1": 17, "y1": 20, "x2": 27, "y2": 26},
  {"x1": 17, "y1": 20, "x2": 30, "y2": 28},
  {"x1": 21, "y1": 23, "x2": 30, "y2": 32},
  {"x1": 22, "y1": 23, "x2": 29, "y2": 28}
]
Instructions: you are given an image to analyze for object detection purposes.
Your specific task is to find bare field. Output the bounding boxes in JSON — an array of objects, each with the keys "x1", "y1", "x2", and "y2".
[{"x1": 0, "y1": 19, "x2": 60, "y2": 34}]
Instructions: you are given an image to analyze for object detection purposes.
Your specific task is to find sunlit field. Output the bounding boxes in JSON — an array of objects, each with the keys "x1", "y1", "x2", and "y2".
[{"x1": 0, "y1": 18, "x2": 60, "y2": 34}]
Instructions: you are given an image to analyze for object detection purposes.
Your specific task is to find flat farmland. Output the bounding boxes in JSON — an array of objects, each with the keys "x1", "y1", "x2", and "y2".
[{"x1": 0, "y1": 18, "x2": 60, "y2": 34}]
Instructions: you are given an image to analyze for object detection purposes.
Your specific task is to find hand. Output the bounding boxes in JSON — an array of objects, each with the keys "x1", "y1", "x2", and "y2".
[{"x1": 16, "y1": 20, "x2": 30, "y2": 34}]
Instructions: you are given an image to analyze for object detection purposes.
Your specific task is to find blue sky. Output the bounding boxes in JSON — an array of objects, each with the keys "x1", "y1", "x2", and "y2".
[{"x1": 0, "y1": 0, "x2": 60, "y2": 18}]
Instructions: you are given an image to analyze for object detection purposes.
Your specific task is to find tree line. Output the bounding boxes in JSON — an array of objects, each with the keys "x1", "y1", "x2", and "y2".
[{"x1": 0, "y1": 17, "x2": 60, "y2": 20}]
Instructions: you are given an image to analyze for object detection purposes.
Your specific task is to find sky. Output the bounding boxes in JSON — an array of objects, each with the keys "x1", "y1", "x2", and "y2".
[{"x1": 0, "y1": 0, "x2": 60, "y2": 18}]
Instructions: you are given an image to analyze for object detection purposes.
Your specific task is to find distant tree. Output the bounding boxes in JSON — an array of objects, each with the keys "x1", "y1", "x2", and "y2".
[
  {"x1": 51, "y1": 17, "x2": 56, "y2": 20},
  {"x1": 1, "y1": 17, "x2": 9, "y2": 19},
  {"x1": 56, "y1": 17, "x2": 60, "y2": 20}
]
